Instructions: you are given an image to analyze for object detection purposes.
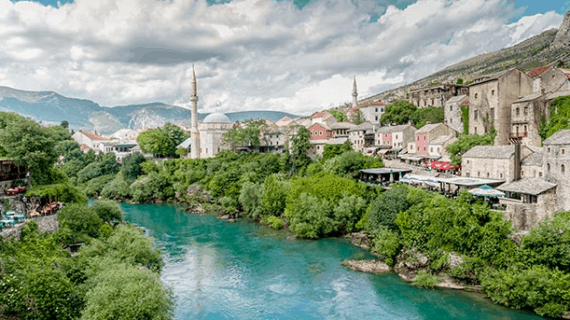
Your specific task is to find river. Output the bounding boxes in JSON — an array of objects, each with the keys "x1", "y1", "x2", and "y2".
[{"x1": 120, "y1": 203, "x2": 547, "y2": 320}]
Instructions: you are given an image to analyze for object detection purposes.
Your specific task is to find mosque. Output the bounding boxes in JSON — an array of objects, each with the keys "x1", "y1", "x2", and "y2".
[{"x1": 178, "y1": 67, "x2": 234, "y2": 159}]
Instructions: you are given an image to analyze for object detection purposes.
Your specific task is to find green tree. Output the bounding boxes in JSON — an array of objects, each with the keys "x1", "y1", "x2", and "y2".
[
  {"x1": 380, "y1": 100, "x2": 417, "y2": 125},
  {"x1": 539, "y1": 95, "x2": 570, "y2": 140},
  {"x1": 411, "y1": 107, "x2": 444, "y2": 128},
  {"x1": 352, "y1": 109, "x2": 364, "y2": 125},
  {"x1": 261, "y1": 174, "x2": 288, "y2": 216},
  {"x1": 456, "y1": 78, "x2": 464, "y2": 85},
  {"x1": 239, "y1": 182, "x2": 263, "y2": 219},
  {"x1": 57, "y1": 204, "x2": 103, "y2": 242},
  {"x1": 291, "y1": 126, "x2": 312, "y2": 171},
  {"x1": 367, "y1": 183, "x2": 410, "y2": 231},
  {"x1": 446, "y1": 134, "x2": 494, "y2": 165},
  {"x1": 329, "y1": 109, "x2": 348, "y2": 122},
  {"x1": 163, "y1": 122, "x2": 189, "y2": 147},
  {"x1": 60, "y1": 120, "x2": 69, "y2": 128},
  {"x1": 121, "y1": 153, "x2": 146, "y2": 180},
  {"x1": 92, "y1": 199, "x2": 123, "y2": 224},
  {"x1": 137, "y1": 128, "x2": 175, "y2": 157},
  {"x1": 175, "y1": 147, "x2": 188, "y2": 157}
]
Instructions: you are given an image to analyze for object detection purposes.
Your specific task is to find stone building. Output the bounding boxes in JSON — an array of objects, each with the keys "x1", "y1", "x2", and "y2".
[
  {"x1": 375, "y1": 124, "x2": 416, "y2": 149},
  {"x1": 414, "y1": 123, "x2": 456, "y2": 155},
  {"x1": 261, "y1": 127, "x2": 287, "y2": 153},
  {"x1": 468, "y1": 68, "x2": 534, "y2": 145},
  {"x1": 461, "y1": 145, "x2": 535, "y2": 181},
  {"x1": 408, "y1": 83, "x2": 468, "y2": 108},
  {"x1": 330, "y1": 122, "x2": 355, "y2": 138},
  {"x1": 308, "y1": 123, "x2": 332, "y2": 141},
  {"x1": 546, "y1": 90, "x2": 570, "y2": 111},
  {"x1": 509, "y1": 93, "x2": 548, "y2": 147},
  {"x1": 178, "y1": 113, "x2": 233, "y2": 159},
  {"x1": 349, "y1": 122, "x2": 375, "y2": 152},
  {"x1": 428, "y1": 134, "x2": 457, "y2": 159},
  {"x1": 498, "y1": 178, "x2": 558, "y2": 231},
  {"x1": 72, "y1": 131, "x2": 107, "y2": 150},
  {"x1": 311, "y1": 111, "x2": 337, "y2": 127},
  {"x1": 535, "y1": 67, "x2": 570, "y2": 94},
  {"x1": 444, "y1": 95, "x2": 468, "y2": 133},
  {"x1": 521, "y1": 149, "x2": 544, "y2": 179},
  {"x1": 543, "y1": 130, "x2": 570, "y2": 211}
]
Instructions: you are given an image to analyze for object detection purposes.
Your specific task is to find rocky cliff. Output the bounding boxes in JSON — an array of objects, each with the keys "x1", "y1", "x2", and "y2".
[{"x1": 553, "y1": 10, "x2": 570, "y2": 49}]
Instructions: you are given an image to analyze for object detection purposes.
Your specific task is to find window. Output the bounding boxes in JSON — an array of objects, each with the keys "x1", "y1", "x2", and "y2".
[
  {"x1": 562, "y1": 164, "x2": 566, "y2": 174},
  {"x1": 539, "y1": 172, "x2": 543, "y2": 177},
  {"x1": 474, "y1": 127, "x2": 477, "y2": 134},
  {"x1": 375, "y1": 116, "x2": 378, "y2": 121},
  {"x1": 548, "y1": 147, "x2": 551, "y2": 153},
  {"x1": 491, "y1": 90, "x2": 495, "y2": 95},
  {"x1": 466, "y1": 173, "x2": 471, "y2": 177},
  {"x1": 430, "y1": 147, "x2": 433, "y2": 152},
  {"x1": 375, "y1": 108, "x2": 378, "y2": 112},
  {"x1": 381, "y1": 108, "x2": 384, "y2": 112},
  {"x1": 487, "y1": 172, "x2": 490, "y2": 178},
  {"x1": 450, "y1": 119, "x2": 453, "y2": 124},
  {"x1": 548, "y1": 163, "x2": 551, "y2": 172},
  {"x1": 478, "y1": 172, "x2": 481, "y2": 177},
  {"x1": 474, "y1": 110, "x2": 479, "y2": 120},
  {"x1": 516, "y1": 108, "x2": 520, "y2": 116},
  {"x1": 474, "y1": 93, "x2": 478, "y2": 99},
  {"x1": 500, "y1": 173, "x2": 504, "y2": 179},
  {"x1": 524, "y1": 106, "x2": 528, "y2": 115},
  {"x1": 423, "y1": 147, "x2": 426, "y2": 151},
  {"x1": 450, "y1": 106, "x2": 453, "y2": 111},
  {"x1": 424, "y1": 136, "x2": 426, "y2": 140},
  {"x1": 417, "y1": 136, "x2": 419, "y2": 141},
  {"x1": 563, "y1": 149, "x2": 566, "y2": 155},
  {"x1": 466, "y1": 160, "x2": 470, "y2": 164}
]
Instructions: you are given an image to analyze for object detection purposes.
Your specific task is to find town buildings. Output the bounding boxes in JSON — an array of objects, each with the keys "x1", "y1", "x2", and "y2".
[
  {"x1": 408, "y1": 82, "x2": 468, "y2": 108},
  {"x1": 414, "y1": 123, "x2": 456, "y2": 155},
  {"x1": 444, "y1": 95, "x2": 468, "y2": 133}
]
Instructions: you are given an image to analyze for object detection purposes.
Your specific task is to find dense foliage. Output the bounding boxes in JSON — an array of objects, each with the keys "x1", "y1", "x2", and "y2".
[
  {"x1": 222, "y1": 119, "x2": 266, "y2": 150},
  {"x1": 380, "y1": 100, "x2": 443, "y2": 128},
  {"x1": 446, "y1": 134, "x2": 494, "y2": 165},
  {"x1": 0, "y1": 201, "x2": 171, "y2": 320},
  {"x1": 539, "y1": 95, "x2": 570, "y2": 140},
  {"x1": 137, "y1": 123, "x2": 188, "y2": 157},
  {"x1": 329, "y1": 109, "x2": 348, "y2": 122}
]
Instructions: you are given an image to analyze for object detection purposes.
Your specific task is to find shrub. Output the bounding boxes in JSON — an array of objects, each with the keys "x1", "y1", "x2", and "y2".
[
  {"x1": 238, "y1": 182, "x2": 263, "y2": 219},
  {"x1": 57, "y1": 204, "x2": 103, "y2": 243},
  {"x1": 372, "y1": 227, "x2": 401, "y2": 266},
  {"x1": 261, "y1": 174, "x2": 288, "y2": 216},
  {"x1": 130, "y1": 172, "x2": 174, "y2": 203},
  {"x1": 101, "y1": 174, "x2": 131, "y2": 200},
  {"x1": 220, "y1": 196, "x2": 238, "y2": 214},
  {"x1": 262, "y1": 215, "x2": 284, "y2": 230},
  {"x1": 92, "y1": 199, "x2": 123, "y2": 224},
  {"x1": 413, "y1": 270, "x2": 440, "y2": 289}
]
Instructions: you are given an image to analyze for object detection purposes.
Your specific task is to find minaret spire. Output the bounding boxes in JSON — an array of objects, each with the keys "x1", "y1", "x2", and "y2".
[
  {"x1": 190, "y1": 65, "x2": 201, "y2": 159},
  {"x1": 352, "y1": 76, "x2": 358, "y2": 109}
]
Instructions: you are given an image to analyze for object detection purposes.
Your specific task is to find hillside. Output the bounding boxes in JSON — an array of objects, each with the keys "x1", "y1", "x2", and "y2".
[
  {"x1": 360, "y1": 12, "x2": 570, "y2": 104},
  {"x1": 0, "y1": 86, "x2": 299, "y2": 134}
]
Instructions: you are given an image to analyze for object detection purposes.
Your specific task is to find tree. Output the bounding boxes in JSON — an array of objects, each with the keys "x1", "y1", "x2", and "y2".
[
  {"x1": 291, "y1": 126, "x2": 311, "y2": 171},
  {"x1": 539, "y1": 95, "x2": 570, "y2": 140},
  {"x1": 60, "y1": 120, "x2": 69, "y2": 128},
  {"x1": 352, "y1": 109, "x2": 364, "y2": 125},
  {"x1": 121, "y1": 153, "x2": 146, "y2": 180},
  {"x1": 222, "y1": 119, "x2": 266, "y2": 150},
  {"x1": 175, "y1": 147, "x2": 187, "y2": 157},
  {"x1": 0, "y1": 113, "x2": 58, "y2": 185},
  {"x1": 163, "y1": 122, "x2": 189, "y2": 147},
  {"x1": 92, "y1": 199, "x2": 123, "y2": 224},
  {"x1": 456, "y1": 78, "x2": 464, "y2": 85},
  {"x1": 367, "y1": 183, "x2": 410, "y2": 231},
  {"x1": 411, "y1": 107, "x2": 444, "y2": 128},
  {"x1": 57, "y1": 203, "x2": 103, "y2": 242},
  {"x1": 329, "y1": 109, "x2": 348, "y2": 122},
  {"x1": 446, "y1": 134, "x2": 494, "y2": 165},
  {"x1": 137, "y1": 129, "x2": 175, "y2": 157},
  {"x1": 380, "y1": 100, "x2": 417, "y2": 125},
  {"x1": 261, "y1": 174, "x2": 288, "y2": 216}
]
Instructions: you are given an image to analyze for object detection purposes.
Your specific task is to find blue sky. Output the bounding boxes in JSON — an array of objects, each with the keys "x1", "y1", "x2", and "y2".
[{"x1": 0, "y1": 0, "x2": 566, "y2": 114}]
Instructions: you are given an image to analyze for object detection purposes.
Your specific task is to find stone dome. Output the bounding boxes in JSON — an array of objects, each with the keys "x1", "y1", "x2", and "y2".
[{"x1": 203, "y1": 112, "x2": 231, "y2": 123}]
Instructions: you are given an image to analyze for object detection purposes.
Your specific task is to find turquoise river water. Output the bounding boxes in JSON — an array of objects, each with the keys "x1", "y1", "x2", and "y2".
[{"x1": 121, "y1": 203, "x2": 548, "y2": 320}]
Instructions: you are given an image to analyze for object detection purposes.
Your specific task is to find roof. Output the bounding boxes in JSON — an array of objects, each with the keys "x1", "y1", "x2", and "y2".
[
  {"x1": 529, "y1": 66, "x2": 551, "y2": 77},
  {"x1": 513, "y1": 92, "x2": 543, "y2": 103},
  {"x1": 326, "y1": 137, "x2": 348, "y2": 145},
  {"x1": 312, "y1": 111, "x2": 332, "y2": 119},
  {"x1": 177, "y1": 138, "x2": 192, "y2": 149},
  {"x1": 360, "y1": 168, "x2": 413, "y2": 175},
  {"x1": 497, "y1": 178, "x2": 557, "y2": 195},
  {"x1": 471, "y1": 69, "x2": 513, "y2": 85},
  {"x1": 359, "y1": 101, "x2": 386, "y2": 109},
  {"x1": 349, "y1": 122, "x2": 374, "y2": 132},
  {"x1": 543, "y1": 129, "x2": 570, "y2": 145},
  {"x1": 560, "y1": 68, "x2": 570, "y2": 80},
  {"x1": 522, "y1": 151, "x2": 543, "y2": 167},
  {"x1": 330, "y1": 122, "x2": 356, "y2": 129},
  {"x1": 468, "y1": 185, "x2": 505, "y2": 197},
  {"x1": 81, "y1": 131, "x2": 104, "y2": 140},
  {"x1": 438, "y1": 177, "x2": 505, "y2": 187},
  {"x1": 309, "y1": 122, "x2": 331, "y2": 130},
  {"x1": 417, "y1": 123, "x2": 443, "y2": 133},
  {"x1": 445, "y1": 95, "x2": 468, "y2": 104},
  {"x1": 385, "y1": 124, "x2": 416, "y2": 132},
  {"x1": 429, "y1": 134, "x2": 455, "y2": 145},
  {"x1": 463, "y1": 145, "x2": 516, "y2": 159},
  {"x1": 547, "y1": 90, "x2": 570, "y2": 101},
  {"x1": 460, "y1": 100, "x2": 470, "y2": 107},
  {"x1": 203, "y1": 112, "x2": 231, "y2": 123}
]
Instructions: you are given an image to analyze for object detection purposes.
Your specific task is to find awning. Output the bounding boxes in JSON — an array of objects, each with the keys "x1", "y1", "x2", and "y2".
[
  {"x1": 378, "y1": 149, "x2": 391, "y2": 154},
  {"x1": 468, "y1": 184, "x2": 505, "y2": 198}
]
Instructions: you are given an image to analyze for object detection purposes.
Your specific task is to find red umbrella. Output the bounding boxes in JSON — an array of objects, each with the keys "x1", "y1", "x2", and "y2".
[
  {"x1": 441, "y1": 162, "x2": 451, "y2": 170},
  {"x1": 431, "y1": 160, "x2": 442, "y2": 169}
]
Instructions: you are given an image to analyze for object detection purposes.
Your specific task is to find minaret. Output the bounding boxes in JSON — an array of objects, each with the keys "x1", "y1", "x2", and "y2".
[
  {"x1": 352, "y1": 76, "x2": 358, "y2": 109},
  {"x1": 190, "y1": 65, "x2": 201, "y2": 159}
]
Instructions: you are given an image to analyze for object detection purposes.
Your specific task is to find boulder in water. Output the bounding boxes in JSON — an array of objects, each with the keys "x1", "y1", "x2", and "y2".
[{"x1": 341, "y1": 260, "x2": 391, "y2": 274}]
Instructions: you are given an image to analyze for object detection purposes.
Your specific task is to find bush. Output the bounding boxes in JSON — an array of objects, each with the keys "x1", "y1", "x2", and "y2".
[
  {"x1": 220, "y1": 196, "x2": 238, "y2": 214},
  {"x1": 101, "y1": 174, "x2": 131, "y2": 200},
  {"x1": 261, "y1": 174, "x2": 288, "y2": 216},
  {"x1": 413, "y1": 270, "x2": 440, "y2": 289},
  {"x1": 92, "y1": 199, "x2": 123, "y2": 224},
  {"x1": 80, "y1": 262, "x2": 172, "y2": 320},
  {"x1": 262, "y1": 215, "x2": 284, "y2": 230},
  {"x1": 372, "y1": 227, "x2": 401, "y2": 266},
  {"x1": 367, "y1": 184, "x2": 409, "y2": 231},
  {"x1": 238, "y1": 182, "x2": 263, "y2": 219},
  {"x1": 81, "y1": 175, "x2": 115, "y2": 197},
  {"x1": 130, "y1": 172, "x2": 174, "y2": 203},
  {"x1": 57, "y1": 204, "x2": 103, "y2": 243}
]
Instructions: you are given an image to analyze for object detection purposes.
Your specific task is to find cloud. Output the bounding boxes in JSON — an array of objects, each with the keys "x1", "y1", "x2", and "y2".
[{"x1": 0, "y1": 0, "x2": 564, "y2": 116}]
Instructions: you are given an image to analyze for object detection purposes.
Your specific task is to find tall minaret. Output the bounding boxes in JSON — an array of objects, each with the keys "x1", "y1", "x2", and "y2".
[
  {"x1": 352, "y1": 76, "x2": 358, "y2": 109},
  {"x1": 190, "y1": 65, "x2": 201, "y2": 159}
]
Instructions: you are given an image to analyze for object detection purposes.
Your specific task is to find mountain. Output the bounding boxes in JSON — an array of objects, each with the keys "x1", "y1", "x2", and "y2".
[
  {"x1": 361, "y1": 11, "x2": 570, "y2": 104},
  {"x1": 0, "y1": 86, "x2": 299, "y2": 134}
]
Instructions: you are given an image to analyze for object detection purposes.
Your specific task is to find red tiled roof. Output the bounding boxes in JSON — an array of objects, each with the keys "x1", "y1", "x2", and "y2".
[
  {"x1": 81, "y1": 131, "x2": 104, "y2": 140},
  {"x1": 528, "y1": 66, "x2": 550, "y2": 77},
  {"x1": 312, "y1": 111, "x2": 331, "y2": 118},
  {"x1": 280, "y1": 116, "x2": 292, "y2": 121},
  {"x1": 79, "y1": 144, "x2": 89, "y2": 150},
  {"x1": 460, "y1": 100, "x2": 470, "y2": 107},
  {"x1": 351, "y1": 106, "x2": 360, "y2": 111}
]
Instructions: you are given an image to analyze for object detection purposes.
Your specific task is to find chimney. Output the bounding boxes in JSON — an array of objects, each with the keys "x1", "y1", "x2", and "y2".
[{"x1": 513, "y1": 142, "x2": 521, "y2": 181}]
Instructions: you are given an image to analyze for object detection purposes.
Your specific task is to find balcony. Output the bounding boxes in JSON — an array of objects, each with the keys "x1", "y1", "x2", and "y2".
[{"x1": 510, "y1": 132, "x2": 528, "y2": 138}]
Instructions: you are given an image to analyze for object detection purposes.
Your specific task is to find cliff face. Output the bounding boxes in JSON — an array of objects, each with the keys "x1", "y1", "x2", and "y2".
[{"x1": 553, "y1": 11, "x2": 570, "y2": 48}]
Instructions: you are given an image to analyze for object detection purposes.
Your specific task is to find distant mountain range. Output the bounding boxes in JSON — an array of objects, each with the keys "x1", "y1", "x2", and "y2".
[{"x1": 0, "y1": 86, "x2": 299, "y2": 134}]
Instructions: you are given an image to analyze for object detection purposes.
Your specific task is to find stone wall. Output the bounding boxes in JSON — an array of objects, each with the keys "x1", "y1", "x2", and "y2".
[
  {"x1": 462, "y1": 157, "x2": 512, "y2": 181},
  {"x1": 500, "y1": 189, "x2": 557, "y2": 231},
  {"x1": 1, "y1": 215, "x2": 59, "y2": 241},
  {"x1": 543, "y1": 143, "x2": 570, "y2": 211}
]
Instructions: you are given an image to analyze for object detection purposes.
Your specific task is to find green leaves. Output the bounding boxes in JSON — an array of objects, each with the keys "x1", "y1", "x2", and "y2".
[
  {"x1": 539, "y1": 95, "x2": 570, "y2": 140},
  {"x1": 446, "y1": 134, "x2": 494, "y2": 165}
]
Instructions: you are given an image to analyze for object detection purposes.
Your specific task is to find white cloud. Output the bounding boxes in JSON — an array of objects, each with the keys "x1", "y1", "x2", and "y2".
[{"x1": 0, "y1": 0, "x2": 564, "y2": 115}]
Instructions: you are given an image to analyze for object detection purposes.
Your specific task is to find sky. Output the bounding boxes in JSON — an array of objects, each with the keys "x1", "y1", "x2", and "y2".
[{"x1": 0, "y1": 0, "x2": 567, "y2": 115}]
